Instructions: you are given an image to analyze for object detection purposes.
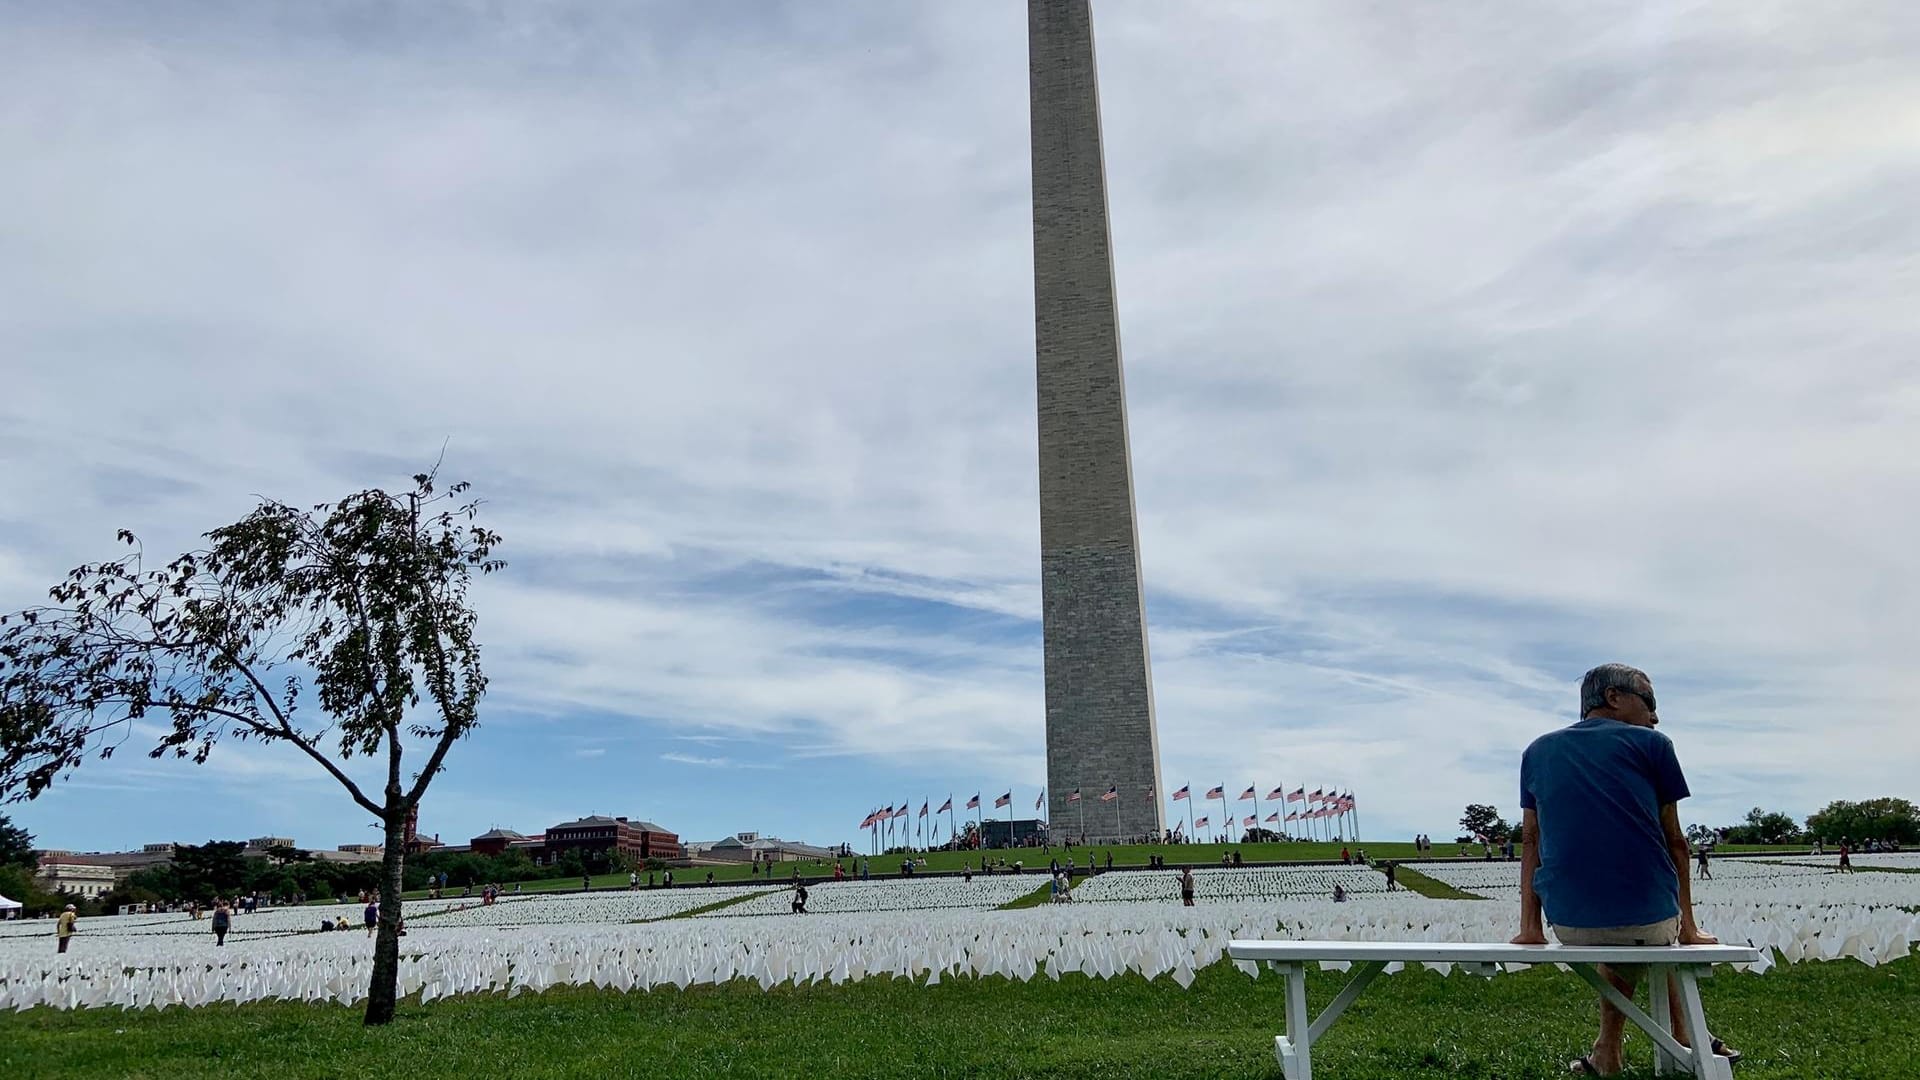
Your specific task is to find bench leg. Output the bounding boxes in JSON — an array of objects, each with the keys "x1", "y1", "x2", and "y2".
[
  {"x1": 1273, "y1": 962, "x2": 1312, "y2": 1080},
  {"x1": 1649, "y1": 971, "x2": 1680, "y2": 1075},
  {"x1": 1676, "y1": 967, "x2": 1732, "y2": 1080}
]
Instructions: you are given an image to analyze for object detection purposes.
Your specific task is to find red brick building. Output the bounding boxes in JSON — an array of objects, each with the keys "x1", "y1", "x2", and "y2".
[{"x1": 542, "y1": 816, "x2": 682, "y2": 864}]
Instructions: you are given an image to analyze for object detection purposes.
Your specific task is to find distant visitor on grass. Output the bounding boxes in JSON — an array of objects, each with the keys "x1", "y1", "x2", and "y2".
[{"x1": 1511, "y1": 663, "x2": 1742, "y2": 1075}]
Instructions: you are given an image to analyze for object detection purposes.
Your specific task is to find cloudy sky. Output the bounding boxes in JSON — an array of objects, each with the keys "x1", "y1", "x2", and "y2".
[{"x1": 3, "y1": 1, "x2": 1916, "y2": 855}]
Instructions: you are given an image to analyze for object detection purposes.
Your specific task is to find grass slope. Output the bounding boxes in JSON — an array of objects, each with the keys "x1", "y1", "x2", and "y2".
[
  {"x1": 1389, "y1": 864, "x2": 1484, "y2": 901},
  {"x1": 1, "y1": 954, "x2": 1911, "y2": 1079}
]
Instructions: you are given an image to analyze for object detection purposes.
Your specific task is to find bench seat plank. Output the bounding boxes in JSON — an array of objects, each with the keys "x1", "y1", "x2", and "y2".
[{"x1": 1227, "y1": 940, "x2": 1760, "y2": 966}]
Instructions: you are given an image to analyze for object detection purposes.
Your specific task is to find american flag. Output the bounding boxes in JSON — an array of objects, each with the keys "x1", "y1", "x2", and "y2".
[
  {"x1": 1205, "y1": 785, "x2": 1224, "y2": 800},
  {"x1": 1171, "y1": 785, "x2": 1190, "y2": 801},
  {"x1": 1266, "y1": 787, "x2": 1286, "y2": 802},
  {"x1": 1310, "y1": 788, "x2": 1325, "y2": 802},
  {"x1": 966, "y1": 793, "x2": 980, "y2": 810},
  {"x1": 893, "y1": 804, "x2": 908, "y2": 819},
  {"x1": 918, "y1": 801, "x2": 929, "y2": 818},
  {"x1": 1265, "y1": 812, "x2": 1280, "y2": 823},
  {"x1": 1286, "y1": 810, "x2": 1300, "y2": 822},
  {"x1": 1239, "y1": 786, "x2": 1256, "y2": 801},
  {"x1": 1099, "y1": 786, "x2": 1118, "y2": 802},
  {"x1": 1194, "y1": 816, "x2": 1210, "y2": 828},
  {"x1": 993, "y1": 791, "x2": 1011, "y2": 808},
  {"x1": 860, "y1": 809, "x2": 879, "y2": 828},
  {"x1": 1067, "y1": 789, "x2": 1081, "y2": 803},
  {"x1": 1243, "y1": 815, "x2": 1256, "y2": 827},
  {"x1": 1035, "y1": 790, "x2": 1044, "y2": 811},
  {"x1": 1145, "y1": 786, "x2": 1155, "y2": 801},
  {"x1": 938, "y1": 797, "x2": 952, "y2": 814},
  {"x1": 1287, "y1": 787, "x2": 1306, "y2": 803}
]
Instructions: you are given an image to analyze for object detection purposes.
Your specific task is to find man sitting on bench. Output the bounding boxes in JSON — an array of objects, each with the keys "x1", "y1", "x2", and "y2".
[{"x1": 1511, "y1": 663, "x2": 1741, "y2": 1076}]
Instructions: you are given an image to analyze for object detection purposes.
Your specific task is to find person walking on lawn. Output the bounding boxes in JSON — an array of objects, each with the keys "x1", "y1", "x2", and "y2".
[
  {"x1": 1511, "y1": 663, "x2": 1740, "y2": 1076},
  {"x1": 56, "y1": 904, "x2": 77, "y2": 953},
  {"x1": 211, "y1": 899, "x2": 231, "y2": 946}
]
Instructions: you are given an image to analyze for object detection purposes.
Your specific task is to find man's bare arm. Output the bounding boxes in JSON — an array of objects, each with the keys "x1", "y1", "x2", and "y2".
[
  {"x1": 1661, "y1": 802, "x2": 1718, "y2": 945},
  {"x1": 1510, "y1": 808, "x2": 1547, "y2": 944}
]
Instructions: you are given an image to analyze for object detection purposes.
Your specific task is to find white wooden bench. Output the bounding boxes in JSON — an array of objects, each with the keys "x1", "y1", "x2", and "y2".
[{"x1": 1225, "y1": 940, "x2": 1762, "y2": 1080}]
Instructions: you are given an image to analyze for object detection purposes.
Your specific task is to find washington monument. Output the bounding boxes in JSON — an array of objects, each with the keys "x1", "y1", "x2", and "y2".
[{"x1": 1030, "y1": 0, "x2": 1164, "y2": 842}]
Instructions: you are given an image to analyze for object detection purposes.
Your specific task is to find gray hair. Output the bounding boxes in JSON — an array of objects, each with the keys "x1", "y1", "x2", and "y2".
[{"x1": 1581, "y1": 663, "x2": 1649, "y2": 716}]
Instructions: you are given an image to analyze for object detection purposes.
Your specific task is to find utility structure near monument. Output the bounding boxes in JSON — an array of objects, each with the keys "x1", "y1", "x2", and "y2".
[{"x1": 1029, "y1": 0, "x2": 1164, "y2": 844}]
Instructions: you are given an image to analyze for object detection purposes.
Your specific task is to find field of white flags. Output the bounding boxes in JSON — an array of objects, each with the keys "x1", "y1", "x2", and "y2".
[
  {"x1": 1070, "y1": 864, "x2": 1389, "y2": 903},
  {"x1": 706, "y1": 876, "x2": 1038, "y2": 916},
  {"x1": 3, "y1": 858, "x2": 1916, "y2": 1011},
  {"x1": 1760, "y1": 851, "x2": 1920, "y2": 871}
]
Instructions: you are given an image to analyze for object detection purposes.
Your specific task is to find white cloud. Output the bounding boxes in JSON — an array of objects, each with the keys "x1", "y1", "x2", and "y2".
[
  {"x1": 2, "y1": 2, "x2": 1916, "y2": 848},
  {"x1": 660, "y1": 752, "x2": 774, "y2": 771}
]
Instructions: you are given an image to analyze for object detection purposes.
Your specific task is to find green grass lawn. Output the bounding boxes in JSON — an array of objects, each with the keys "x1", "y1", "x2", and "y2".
[{"x1": 1, "y1": 952, "x2": 1910, "y2": 1079}]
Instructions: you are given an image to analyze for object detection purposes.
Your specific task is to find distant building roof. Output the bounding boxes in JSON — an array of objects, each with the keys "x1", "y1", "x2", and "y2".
[
  {"x1": 473, "y1": 829, "x2": 527, "y2": 841},
  {"x1": 549, "y1": 816, "x2": 671, "y2": 833},
  {"x1": 548, "y1": 815, "x2": 620, "y2": 831}
]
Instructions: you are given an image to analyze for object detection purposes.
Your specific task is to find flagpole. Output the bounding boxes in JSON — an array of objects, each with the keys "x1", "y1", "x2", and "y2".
[
  {"x1": 948, "y1": 798, "x2": 955, "y2": 848},
  {"x1": 1186, "y1": 792, "x2": 1194, "y2": 845},
  {"x1": 1077, "y1": 795, "x2": 1084, "y2": 846},
  {"x1": 1007, "y1": 789, "x2": 1014, "y2": 845},
  {"x1": 1253, "y1": 787, "x2": 1262, "y2": 842},
  {"x1": 1112, "y1": 784, "x2": 1121, "y2": 841},
  {"x1": 1218, "y1": 787, "x2": 1228, "y2": 848},
  {"x1": 1350, "y1": 794, "x2": 1361, "y2": 843}
]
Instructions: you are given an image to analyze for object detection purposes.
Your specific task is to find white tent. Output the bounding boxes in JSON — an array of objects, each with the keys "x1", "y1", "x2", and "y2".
[{"x1": 0, "y1": 894, "x2": 21, "y2": 919}]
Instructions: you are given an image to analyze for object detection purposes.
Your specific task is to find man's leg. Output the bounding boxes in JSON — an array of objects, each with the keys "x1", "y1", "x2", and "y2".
[{"x1": 1590, "y1": 963, "x2": 1640, "y2": 1073}]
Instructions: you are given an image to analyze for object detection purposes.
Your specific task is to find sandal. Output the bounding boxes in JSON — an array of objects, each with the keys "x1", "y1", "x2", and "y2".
[{"x1": 1711, "y1": 1039, "x2": 1744, "y2": 1065}]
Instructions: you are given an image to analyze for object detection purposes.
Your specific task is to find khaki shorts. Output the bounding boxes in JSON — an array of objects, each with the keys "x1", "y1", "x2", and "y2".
[
  {"x1": 1554, "y1": 917, "x2": 1680, "y2": 980},
  {"x1": 1551, "y1": 916, "x2": 1681, "y2": 947}
]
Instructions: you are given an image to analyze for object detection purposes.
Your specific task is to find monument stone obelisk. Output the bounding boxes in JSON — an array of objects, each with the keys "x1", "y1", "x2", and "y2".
[{"x1": 1029, "y1": 0, "x2": 1164, "y2": 843}]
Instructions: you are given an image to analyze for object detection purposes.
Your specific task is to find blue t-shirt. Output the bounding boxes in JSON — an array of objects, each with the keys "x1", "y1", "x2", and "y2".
[{"x1": 1520, "y1": 716, "x2": 1690, "y2": 929}]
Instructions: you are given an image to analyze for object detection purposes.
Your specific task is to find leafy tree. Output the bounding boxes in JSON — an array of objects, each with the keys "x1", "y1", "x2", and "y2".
[
  {"x1": 0, "y1": 862, "x2": 59, "y2": 914},
  {"x1": 1806, "y1": 798, "x2": 1920, "y2": 845},
  {"x1": 0, "y1": 471, "x2": 502, "y2": 1024},
  {"x1": 1719, "y1": 807, "x2": 1801, "y2": 845},
  {"x1": 0, "y1": 812, "x2": 34, "y2": 869},
  {"x1": 263, "y1": 843, "x2": 311, "y2": 867},
  {"x1": 1458, "y1": 804, "x2": 1512, "y2": 843},
  {"x1": 172, "y1": 840, "x2": 250, "y2": 899}
]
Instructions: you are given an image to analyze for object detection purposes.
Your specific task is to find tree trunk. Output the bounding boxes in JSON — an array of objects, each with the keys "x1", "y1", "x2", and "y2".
[{"x1": 362, "y1": 803, "x2": 410, "y2": 1025}]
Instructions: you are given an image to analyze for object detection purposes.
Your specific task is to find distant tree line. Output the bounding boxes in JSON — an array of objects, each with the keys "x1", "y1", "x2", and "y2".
[
  {"x1": 0, "y1": 810, "x2": 655, "y2": 918},
  {"x1": 1458, "y1": 798, "x2": 1918, "y2": 850}
]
